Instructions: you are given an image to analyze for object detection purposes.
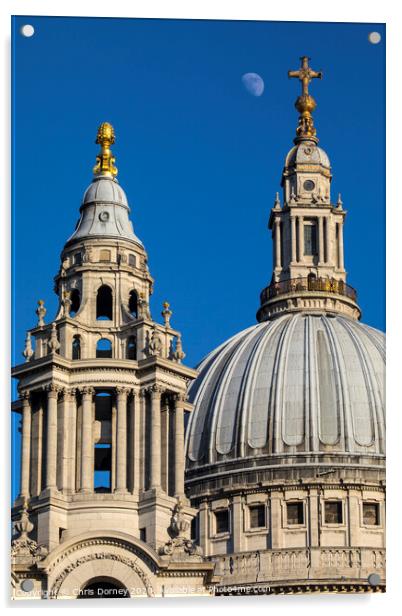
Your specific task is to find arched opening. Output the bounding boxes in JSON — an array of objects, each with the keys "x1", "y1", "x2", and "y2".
[
  {"x1": 128, "y1": 290, "x2": 138, "y2": 318},
  {"x1": 70, "y1": 289, "x2": 81, "y2": 316},
  {"x1": 307, "y1": 272, "x2": 317, "y2": 291},
  {"x1": 78, "y1": 577, "x2": 129, "y2": 599},
  {"x1": 94, "y1": 392, "x2": 112, "y2": 492},
  {"x1": 96, "y1": 338, "x2": 112, "y2": 359},
  {"x1": 96, "y1": 285, "x2": 113, "y2": 320},
  {"x1": 72, "y1": 335, "x2": 81, "y2": 360},
  {"x1": 126, "y1": 335, "x2": 137, "y2": 360}
]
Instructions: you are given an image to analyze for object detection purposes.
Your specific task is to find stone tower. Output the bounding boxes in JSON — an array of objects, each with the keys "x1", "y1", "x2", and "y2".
[
  {"x1": 11, "y1": 123, "x2": 214, "y2": 599},
  {"x1": 257, "y1": 56, "x2": 360, "y2": 323}
]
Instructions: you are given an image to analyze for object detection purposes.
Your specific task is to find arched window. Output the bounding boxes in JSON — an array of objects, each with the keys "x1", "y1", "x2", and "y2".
[
  {"x1": 128, "y1": 290, "x2": 138, "y2": 318},
  {"x1": 70, "y1": 289, "x2": 81, "y2": 316},
  {"x1": 96, "y1": 338, "x2": 112, "y2": 358},
  {"x1": 126, "y1": 336, "x2": 137, "y2": 360},
  {"x1": 72, "y1": 335, "x2": 81, "y2": 360},
  {"x1": 307, "y1": 272, "x2": 317, "y2": 291},
  {"x1": 96, "y1": 285, "x2": 113, "y2": 320}
]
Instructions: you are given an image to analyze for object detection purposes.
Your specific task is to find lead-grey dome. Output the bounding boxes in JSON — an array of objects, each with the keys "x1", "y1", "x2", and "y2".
[
  {"x1": 186, "y1": 313, "x2": 385, "y2": 471},
  {"x1": 67, "y1": 176, "x2": 143, "y2": 246},
  {"x1": 285, "y1": 141, "x2": 331, "y2": 169}
]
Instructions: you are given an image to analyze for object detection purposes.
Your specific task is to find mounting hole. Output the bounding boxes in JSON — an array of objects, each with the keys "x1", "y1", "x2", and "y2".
[
  {"x1": 21, "y1": 579, "x2": 34, "y2": 592},
  {"x1": 20, "y1": 24, "x2": 35, "y2": 38},
  {"x1": 368, "y1": 573, "x2": 381, "y2": 587},
  {"x1": 368, "y1": 32, "x2": 381, "y2": 44}
]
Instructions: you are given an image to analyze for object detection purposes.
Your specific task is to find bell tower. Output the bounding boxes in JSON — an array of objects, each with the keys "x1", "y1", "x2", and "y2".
[
  {"x1": 257, "y1": 57, "x2": 361, "y2": 323},
  {"x1": 11, "y1": 124, "x2": 214, "y2": 599}
]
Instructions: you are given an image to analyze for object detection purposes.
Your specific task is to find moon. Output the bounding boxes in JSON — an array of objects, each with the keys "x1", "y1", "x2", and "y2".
[{"x1": 241, "y1": 72, "x2": 264, "y2": 97}]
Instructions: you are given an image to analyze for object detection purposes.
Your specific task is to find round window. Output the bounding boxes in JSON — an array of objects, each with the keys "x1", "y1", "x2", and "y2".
[
  {"x1": 99, "y1": 211, "x2": 110, "y2": 222},
  {"x1": 303, "y1": 180, "x2": 315, "y2": 191}
]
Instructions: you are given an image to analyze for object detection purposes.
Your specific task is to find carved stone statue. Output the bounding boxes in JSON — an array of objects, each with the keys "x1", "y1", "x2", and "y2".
[
  {"x1": 11, "y1": 502, "x2": 48, "y2": 565},
  {"x1": 159, "y1": 498, "x2": 202, "y2": 561},
  {"x1": 148, "y1": 328, "x2": 163, "y2": 357},
  {"x1": 48, "y1": 322, "x2": 60, "y2": 354},
  {"x1": 61, "y1": 290, "x2": 72, "y2": 317},
  {"x1": 36, "y1": 300, "x2": 46, "y2": 327},
  {"x1": 173, "y1": 334, "x2": 185, "y2": 363},
  {"x1": 22, "y1": 332, "x2": 33, "y2": 362}
]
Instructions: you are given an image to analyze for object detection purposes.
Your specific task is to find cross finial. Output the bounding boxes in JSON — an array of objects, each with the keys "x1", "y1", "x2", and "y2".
[
  {"x1": 288, "y1": 56, "x2": 322, "y2": 97},
  {"x1": 288, "y1": 56, "x2": 323, "y2": 143}
]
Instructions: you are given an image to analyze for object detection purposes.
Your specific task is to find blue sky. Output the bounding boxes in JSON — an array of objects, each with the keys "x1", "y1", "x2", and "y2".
[{"x1": 11, "y1": 16, "x2": 385, "y2": 499}]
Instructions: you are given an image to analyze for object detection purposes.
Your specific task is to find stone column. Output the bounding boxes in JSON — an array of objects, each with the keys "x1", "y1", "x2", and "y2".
[
  {"x1": 325, "y1": 217, "x2": 331, "y2": 264},
  {"x1": 161, "y1": 399, "x2": 170, "y2": 493},
  {"x1": 20, "y1": 392, "x2": 31, "y2": 498},
  {"x1": 318, "y1": 216, "x2": 324, "y2": 264},
  {"x1": 298, "y1": 216, "x2": 304, "y2": 262},
  {"x1": 45, "y1": 385, "x2": 59, "y2": 490},
  {"x1": 80, "y1": 387, "x2": 94, "y2": 493},
  {"x1": 115, "y1": 387, "x2": 128, "y2": 493},
  {"x1": 150, "y1": 385, "x2": 162, "y2": 489},
  {"x1": 59, "y1": 389, "x2": 69, "y2": 492},
  {"x1": 31, "y1": 397, "x2": 44, "y2": 496},
  {"x1": 131, "y1": 391, "x2": 141, "y2": 493},
  {"x1": 64, "y1": 389, "x2": 77, "y2": 493},
  {"x1": 338, "y1": 222, "x2": 345, "y2": 270},
  {"x1": 290, "y1": 216, "x2": 297, "y2": 264},
  {"x1": 174, "y1": 393, "x2": 186, "y2": 497},
  {"x1": 274, "y1": 218, "x2": 281, "y2": 269}
]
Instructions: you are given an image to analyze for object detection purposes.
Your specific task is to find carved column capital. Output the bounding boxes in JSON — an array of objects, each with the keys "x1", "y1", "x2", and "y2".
[
  {"x1": 44, "y1": 383, "x2": 61, "y2": 398},
  {"x1": 19, "y1": 390, "x2": 31, "y2": 404},
  {"x1": 116, "y1": 386, "x2": 130, "y2": 398},
  {"x1": 174, "y1": 391, "x2": 187, "y2": 405},
  {"x1": 79, "y1": 386, "x2": 95, "y2": 398},
  {"x1": 147, "y1": 383, "x2": 164, "y2": 398},
  {"x1": 62, "y1": 387, "x2": 76, "y2": 401}
]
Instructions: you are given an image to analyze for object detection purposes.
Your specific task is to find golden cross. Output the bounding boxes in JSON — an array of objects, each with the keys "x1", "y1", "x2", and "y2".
[{"x1": 288, "y1": 56, "x2": 322, "y2": 96}]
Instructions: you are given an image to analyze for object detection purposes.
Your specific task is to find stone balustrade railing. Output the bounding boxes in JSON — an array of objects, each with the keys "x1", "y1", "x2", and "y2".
[{"x1": 209, "y1": 547, "x2": 385, "y2": 587}]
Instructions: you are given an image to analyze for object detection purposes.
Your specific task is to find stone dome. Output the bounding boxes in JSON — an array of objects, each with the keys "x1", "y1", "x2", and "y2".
[
  {"x1": 285, "y1": 141, "x2": 331, "y2": 169},
  {"x1": 66, "y1": 176, "x2": 143, "y2": 246},
  {"x1": 186, "y1": 313, "x2": 385, "y2": 474}
]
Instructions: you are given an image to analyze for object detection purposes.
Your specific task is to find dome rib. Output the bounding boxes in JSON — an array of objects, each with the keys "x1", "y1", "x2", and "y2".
[
  {"x1": 339, "y1": 318, "x2": 385, "y2": 453},
  {"x1": 187, "y1": 326, "x2": 258, "y2": 463},
  {"x1": 214, "y1": 326, "x2": 267, "y2": 457},
  {"x1": 240, "y1": 317, "x2": 287, "y2": 454}
]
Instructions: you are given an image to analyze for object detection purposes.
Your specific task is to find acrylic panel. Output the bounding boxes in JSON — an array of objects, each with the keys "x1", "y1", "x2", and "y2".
[{"x1": 11, "y1": 16, "x2": 385, "y2": 599}]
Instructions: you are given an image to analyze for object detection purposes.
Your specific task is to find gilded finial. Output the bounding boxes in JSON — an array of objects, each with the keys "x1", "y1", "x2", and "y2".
[
  {"x1": 288, "y1": 56, "x2": 323, "y2": 143},
  {"x1": 93, "y1": 122, "x2": 118, "y2": 178}
]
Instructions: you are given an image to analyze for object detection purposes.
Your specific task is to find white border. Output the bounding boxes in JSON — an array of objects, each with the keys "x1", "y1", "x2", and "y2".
[{"x1": 1, "y1": 1, "x2": 401, "y2": 613}]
